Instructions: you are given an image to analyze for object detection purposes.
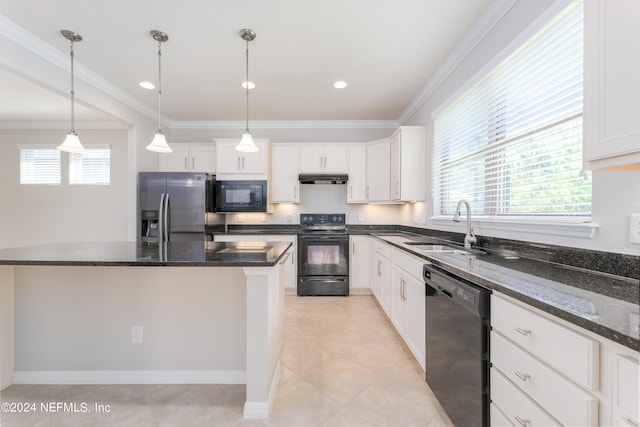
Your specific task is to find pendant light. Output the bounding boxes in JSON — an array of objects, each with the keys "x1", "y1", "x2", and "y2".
[
  {"x1": 146, "y1": 30, "x2": 172, "y2": 153},
  {"x1": 57, "y1": 30, "x2": 86, "y2": 153},
  {"x1": 235, "y1": 28, "x2": 259, "y2": 153}
]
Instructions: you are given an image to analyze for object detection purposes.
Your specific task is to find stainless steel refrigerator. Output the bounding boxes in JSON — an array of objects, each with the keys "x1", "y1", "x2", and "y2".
[{"x1": 138, "y1": 172, "x2": 213, "y2": 242}]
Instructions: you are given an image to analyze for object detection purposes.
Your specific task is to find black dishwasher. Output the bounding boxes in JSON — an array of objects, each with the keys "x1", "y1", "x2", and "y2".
[{"x1": 424, "y1": 264, "x2": 490, "y2": 427}]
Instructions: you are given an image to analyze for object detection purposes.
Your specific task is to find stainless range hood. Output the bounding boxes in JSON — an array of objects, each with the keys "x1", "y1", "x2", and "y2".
[{"x1": 299, "y1": 174, "x2": 349, "y2": 184}]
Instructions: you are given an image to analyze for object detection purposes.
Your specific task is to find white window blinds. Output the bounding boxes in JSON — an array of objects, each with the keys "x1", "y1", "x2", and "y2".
[
  {"x1": 433, "y1": 1, "x2": 590, "y2": 217},
  {"x1": 19, "y1": 146, "x2": 61, "y2": 185},
  {"x1": 69, "y1": 146, "x2": 111, "y2": 185}
]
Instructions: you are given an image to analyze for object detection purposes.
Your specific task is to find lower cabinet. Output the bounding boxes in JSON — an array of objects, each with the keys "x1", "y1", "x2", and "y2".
[
  {"x1": 490, "y1": 292, "x2": 640, "y2": 427},
  {"x1": 370, "y1": 238, "x2": 426, "y2": 371},
  {"x1": 349, "y1": 236, "x2": 371, "y2": 292}
]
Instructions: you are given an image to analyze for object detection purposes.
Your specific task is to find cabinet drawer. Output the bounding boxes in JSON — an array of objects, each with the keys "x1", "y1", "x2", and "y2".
[
  {"x1": 390, "y1": 247, "x2": 425, "y2": 280},
  {"x1": 491, "y1": 368, "x2": 560, "y2": 427},
  {"x1": 373, "y1": 240, "x2": 391, "y2": 258},
  {"x1": 491, "y1": 331, "x2": 598, "y2": 427},
  {"x1": 615, "y1": 354, "x2": 639, "y2": 421},
  {"x1": 490, "y1": 402, "x2": 515, "y2": 426},
  {"x1": 491, "y1": 294, "x2": 599, "y2": 390}
]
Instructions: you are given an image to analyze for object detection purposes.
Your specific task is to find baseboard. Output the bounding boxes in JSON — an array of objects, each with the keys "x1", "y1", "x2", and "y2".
[
  {"x1": 243, "y1": 361, "x2": 282, "y2": 419},
  {"x1": 13, "y1": 370, "x2": 246, "y2": 385},
  {"x1": 350, "y1": 287, "x2": 373, "y2": 296}
]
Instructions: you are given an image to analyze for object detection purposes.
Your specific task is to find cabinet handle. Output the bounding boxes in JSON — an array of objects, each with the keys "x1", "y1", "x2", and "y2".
[
  {"x1": 237, "y1": 157, "x2": 241, "y2": 170},
  {"x1": 366, "y1": 186, "x2": 370, "y2": 199},
  {"x1": 192, "y1": 157, "x2": 195, "y2": 170},
  {"x1": 350, "y1": 184, "x2": 353, "y2": 198},
  {"x1": 352, "y1": 242, "x2": 356, "y2": 255},
  {"x1": 514, "y1": 371, "x2": 530, "y2": 382},
  {"x1": 184, "y1": 157, "x2": 188, "y2": 170},
  {"x1": 515, "y1": 327, "x2": 531, "y2": 336},
  {"x1": 377, "y1": 260, "x2": 381, "y2": 276},
  {"x1": 293, "y1": 185, "x2": 297, "y2": 199},
  {"x1": 242, "y1": 156, "x2": 245, "y2": 170},
  {"x1": 319, "y1": 156, "x2": 323, "y2": 169},
  {"x1": 514, "y1": 416, "x2": 531, "y2": 427}
]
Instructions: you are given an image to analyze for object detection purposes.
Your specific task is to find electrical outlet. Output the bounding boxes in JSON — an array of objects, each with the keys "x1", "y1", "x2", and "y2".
[
  {"x1": 630, "y1": 214, "x2": 640, "y2": 244},
  {"x1": 358, "y1": 213, "x2": 365, "y2": 222},
  {"x1": 131, "y1": 326, "x2": 143, "y2": 344}
]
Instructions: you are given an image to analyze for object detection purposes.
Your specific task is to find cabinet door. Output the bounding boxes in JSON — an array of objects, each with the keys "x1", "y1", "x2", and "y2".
[
  {"x1": 348, "y1": 145, "x2": 367, "y2": 203},
  {"x1": 190, "y1": 145, "x2": 216, "y2": 173},
  {"x1": 216, "y1": 142, "x2": 241, "y2": 174},
  {"x1": 239, "y1": 141, "x2": 266, "y2": 173},
  {"x1": 373, "y1": 252, "x2": 391, "y2": 316},
  {"x1": 323, "y1": 146, "x2": 348, "y2": 173},
  {"x1": 349, "y1": 236, "x2": 370, "y2": 288},
  {"x1": 272, "y1": 145, "x2": 299, "y2": 203},
  {"x1": 390, "y1": 131, "x2": 401, "y2": 200},
  {"x1": 613, "y1": 350, "x2": 640, "y2": 425},
  {"x1": 584, "y1": 0, "x2": 640, "y2": 169},
  {"x1": 366, "y1": 138, "x2": 390, "y2": 202},
  {"x1": 405, "y1": 273, "x2": 425, "y2": 370},
  {"x1": 390, "y1": 265, "x2": 406, "y2": 335},
  {"x1": 299, "y1": 145, "x2": 325, "y2": 173},
  {"x1": 159, "y1": 146, "x2": 189, "y2": 171}
]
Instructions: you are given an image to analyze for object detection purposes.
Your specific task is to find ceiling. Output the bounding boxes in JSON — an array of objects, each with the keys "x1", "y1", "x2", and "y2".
[{"x1": 0, "y1": 0, "x2": 494, "y2": 125}]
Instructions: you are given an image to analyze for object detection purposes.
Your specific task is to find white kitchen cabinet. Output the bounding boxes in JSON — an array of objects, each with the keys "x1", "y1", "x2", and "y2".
[
  {"x1": 349, "y1": 235, "x2": 371, "y2": 291},
  {"x1": 271, "y1": 144, "x2": 299, "y2": 203},
  {"x1": 372, "y1": 240, "x2": 391, "y2": 316},
  {"x1": 158, "y1": 143, "x2": 216, "y2": 173},
  {"x1": 300, "y1": 144, "x2": 348, "y2": 174},
  {"x1": 366, "y1": 138, "x2": 391, "y2": 202},
  {"x1": 214, "y1": 139, "x2": 270, "y2": 180},
  {"x1": 390, "y1": 126, "x2": 425, "y2": 202},
  {"x1": 347, "y1": 144, "x2": 367, "y2": 203},
  {"x1": 390, "y1": 247, "x2": 426, "y2": 370},
  {"x1": 583, "y1": 0, "x2": 640, "y2": 170},
  {"x1": 612, "y1": 346, "x2": 639, "y2": 426},
  {"x1": 214, "y1": 234, "x2": 297, "y2": 294}
]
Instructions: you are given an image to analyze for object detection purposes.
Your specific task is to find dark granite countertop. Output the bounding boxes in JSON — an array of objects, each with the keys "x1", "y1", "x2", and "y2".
[
  {"x1": 0, "y1": 241, "x2": 293, "y2": 267},
  {"x1": 373, "y1": 233, "x2": 640, "y2": 351}
]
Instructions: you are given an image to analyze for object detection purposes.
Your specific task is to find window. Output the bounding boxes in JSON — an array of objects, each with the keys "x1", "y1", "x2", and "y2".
[
  {"x1": 433, "y1": 1, "x2": 590, "y2": 218},
  {"x1": 19, "y1": 146, "x2": 61, "y2": 185},
  {"x1": 69, "y1": 146, "x2": 110, "y2": 185}
]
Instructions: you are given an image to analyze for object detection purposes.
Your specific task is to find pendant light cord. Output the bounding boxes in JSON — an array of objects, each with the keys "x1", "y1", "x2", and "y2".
[
  {"x1": 245, "y1": 39, "x2": 250, "y2": 133},
  {"x1": 157, "y1": 40, "x2": 162, "y2": 133},
  {"x1": 69, "y1": 39, "x2": 76, "y2": 133}
]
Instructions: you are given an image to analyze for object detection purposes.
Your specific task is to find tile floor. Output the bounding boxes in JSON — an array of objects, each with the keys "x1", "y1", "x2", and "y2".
[{"x1": 0, "y1": 295, "x2": 453, "y2": 426}]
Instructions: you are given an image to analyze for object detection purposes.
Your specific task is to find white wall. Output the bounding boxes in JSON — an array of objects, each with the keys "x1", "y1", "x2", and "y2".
[
  {"x1": 400, "y1": 0, "x2": 640, "y2": 255},
  {"x1": 0, "y1": 129, "x2": 130, "y2": 248},
  {"x1": 14, "y1": 266, "x2": 246, "y2": 373}
]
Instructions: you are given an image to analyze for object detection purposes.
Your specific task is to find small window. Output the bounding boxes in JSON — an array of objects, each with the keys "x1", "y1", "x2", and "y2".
[
  {"x1": 19, "y1": 146, "x2": 61, "y2": 185},
  {"x1": 69, "y1": 146, "x2": 111, "y2": 185}
]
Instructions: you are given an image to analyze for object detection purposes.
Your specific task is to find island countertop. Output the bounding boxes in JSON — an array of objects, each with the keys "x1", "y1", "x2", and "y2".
[{"x1": 0, "y1": 240, "x2": 293, "y2": 267}]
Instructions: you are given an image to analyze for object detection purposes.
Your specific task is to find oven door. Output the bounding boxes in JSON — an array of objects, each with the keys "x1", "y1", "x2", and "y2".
[{"x1": 297, "y1": 235, "x2": 349, "y2": 277}]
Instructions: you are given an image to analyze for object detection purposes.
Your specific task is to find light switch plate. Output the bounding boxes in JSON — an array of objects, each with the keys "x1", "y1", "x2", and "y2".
[{"x1": 630, "y1": 214, "x2": 640, "y2": 244}]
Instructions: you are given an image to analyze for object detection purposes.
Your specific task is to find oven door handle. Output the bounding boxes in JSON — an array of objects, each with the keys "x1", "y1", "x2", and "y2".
[{"x1": 298, "y1": 278, "x2": 348, "y2": 283}]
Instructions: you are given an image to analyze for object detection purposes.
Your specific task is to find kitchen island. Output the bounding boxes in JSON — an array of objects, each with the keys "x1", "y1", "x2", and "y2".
[{"x1": 0, "y1": 240, "x2": 293, "y2": 419}]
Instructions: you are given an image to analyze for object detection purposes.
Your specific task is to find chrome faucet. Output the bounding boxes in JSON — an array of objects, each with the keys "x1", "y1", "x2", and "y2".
[{"x1": 453, "y1": 200, "x2": 476, "y2": 249}]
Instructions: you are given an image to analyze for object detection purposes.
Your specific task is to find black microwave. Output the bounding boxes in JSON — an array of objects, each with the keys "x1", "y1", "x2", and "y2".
[{"x1": 215, "y1": 180, "x2": 267, "y2": 212}]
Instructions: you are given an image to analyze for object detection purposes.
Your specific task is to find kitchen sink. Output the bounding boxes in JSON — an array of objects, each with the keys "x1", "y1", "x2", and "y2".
[{"x1": 404, "y1": 242, "x2": 486, "y2": 255}]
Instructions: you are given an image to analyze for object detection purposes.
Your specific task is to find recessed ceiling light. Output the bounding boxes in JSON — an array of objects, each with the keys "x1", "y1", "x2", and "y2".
[
  {"x1": 139, "y1": 81, "x2": 155, "y2": 90},
  {"x1": 334, "y1": 80, "x2": 347, "y2": 89},
  {"x1": 242, "y1": 81, "x2": 256, "y2": 90}
]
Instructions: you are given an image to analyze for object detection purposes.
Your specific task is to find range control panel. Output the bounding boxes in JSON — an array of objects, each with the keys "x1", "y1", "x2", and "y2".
[{"x1": 300, "y1": 213, "x2": 345, "y2": 227}]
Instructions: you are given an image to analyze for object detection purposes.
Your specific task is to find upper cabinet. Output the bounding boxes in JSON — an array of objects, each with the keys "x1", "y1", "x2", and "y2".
[
  {"x1": 366, "y1": 138, "x2": 391, "y2": 202},
  {"x1": 583, "y1": 0, "x2": 640, "y2": 170},
  {"x1": 390, "y1": 126, "x2": 425, "y2": 202},
  {"x1": 271, "y1": 144, "x2": 299, "y2": 203},
  {"x1": 299, "y1": 145, "x2": 348, "y2": 174},
  {"x1": 158, "y1": 143, "x2": 216, "y2": 173},
  {"x1": 347, "y1": 144, "x2": 367, "y2": 203},
  {"x1": 214, "y1": 139, "x2": 271, "y2": 180}
]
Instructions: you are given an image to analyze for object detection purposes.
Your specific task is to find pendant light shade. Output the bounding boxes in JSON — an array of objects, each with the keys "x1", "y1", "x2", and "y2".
[
  {"x1": 58, "y1": 30, "x2": 86, "y2": 153},
  {"x1": 146, "y1": 30, "x2": 172, "y2": 153},
  {"x1": 236, "y1": 29, "x2": 259, "y2": 153}
]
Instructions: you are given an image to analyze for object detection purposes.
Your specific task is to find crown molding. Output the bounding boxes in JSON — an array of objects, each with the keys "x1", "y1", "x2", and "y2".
[
  {"x1": 0, "y1": 14, "x2": 166, "y2": 126},
  {"x1": 397, "y1": 0, "x2": 519, "y2": 124},
  {"x1": 170, "y1": 120, "x2": 399, "y2": 131},
  {"x1": 0, "y1": 120, "x2": 128, "y2": 130}
]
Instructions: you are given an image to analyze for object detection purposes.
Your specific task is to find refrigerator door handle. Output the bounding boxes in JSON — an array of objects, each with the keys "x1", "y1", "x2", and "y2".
[
  {"x1": 158, "y1": 193, "x2": 165, "y2": 242},
  {"x1": 163, "y1": 192, "x2": 170, "y2": 241}
]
